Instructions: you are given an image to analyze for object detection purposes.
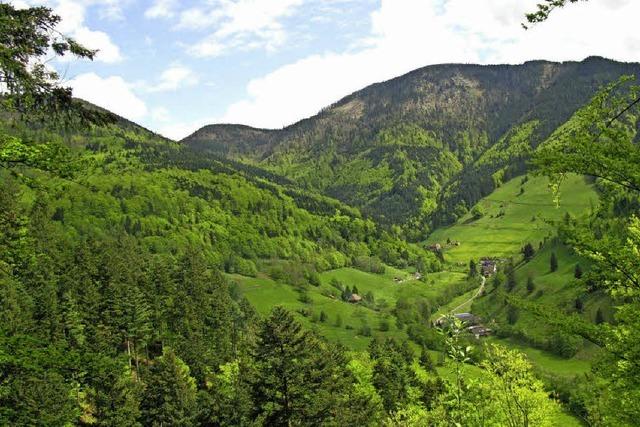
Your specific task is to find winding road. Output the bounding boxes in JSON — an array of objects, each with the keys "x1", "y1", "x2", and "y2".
[{"x1": 435, "y1": 276, "x2": 486, "y2": 323}]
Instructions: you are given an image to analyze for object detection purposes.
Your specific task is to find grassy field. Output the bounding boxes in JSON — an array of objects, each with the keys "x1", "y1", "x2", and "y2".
[
  {"x1": 230, "y1": 267, "x2": 469, "y2": 351},
  {"x1": 488, "y1": 337, "x2": 591, "y2": 377},
  {"x1": 427, "y1": 174, "x2": 598, "y2": 264}
]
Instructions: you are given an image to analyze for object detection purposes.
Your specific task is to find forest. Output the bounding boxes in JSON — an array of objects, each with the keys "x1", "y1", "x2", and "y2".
[{"x1": 1, "y1": 1, "x2": 640, "y2": 426}]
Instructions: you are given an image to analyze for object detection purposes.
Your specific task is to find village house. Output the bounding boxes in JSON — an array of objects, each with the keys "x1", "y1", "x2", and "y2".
[
  {"x1": 480, "y1": 259, "x2": 497, "y2": 277},
  {"x1": 348, "y1": 293, "x2": 362, "y2": 303},
  {"x1": 454, "y1": 312, "x2": 478, "y2": 324},
  {"x1": 436, "y1": 312, "x2": 479, "y2": 327},
  {"x1": 467, "y1": 325, "x2": 491, "y2": 338},
  {"x1": 427, "y1": 243, "x2": 441, "y2": 252}
]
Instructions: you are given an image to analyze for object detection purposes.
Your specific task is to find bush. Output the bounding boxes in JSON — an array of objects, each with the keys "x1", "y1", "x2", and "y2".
[
  {"x1": 471, "y1": 205, "x2": 485, "y2": 220},
  {"x1": 298, "y1": 292, "x2": 312, "y2": 304},
  {"x1": 359, "y1": 323, "x2": 372, "y2": 337},
  {"x1": 548, "y1": 332, "x2": 581, "y2": 358},
  {"x1": 334, "y1": 314, "x2": 343, "y2": 327}
]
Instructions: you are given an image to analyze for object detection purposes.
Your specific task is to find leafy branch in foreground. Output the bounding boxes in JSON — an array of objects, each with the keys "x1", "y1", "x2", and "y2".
[
  {"x1": 0, "y1": 2, "x2": 114, "y2": 176},
  {"x1": 522, "y1": 0, "x2": 586, "y2": 28},
  {"x1": 532, "y1": 76, "x2": 640, "y2": 424},
  {"x1": 532, "y1": 76, "x2": 640, "y2": 194}
]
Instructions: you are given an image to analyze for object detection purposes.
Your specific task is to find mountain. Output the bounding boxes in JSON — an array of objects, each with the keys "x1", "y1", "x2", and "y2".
[
  {"x1": 0, "y1": 103, "x2": 435, "y2": 276},
  {"x1": 182, "y1": 56, "x2": 640, "y2": 238}
]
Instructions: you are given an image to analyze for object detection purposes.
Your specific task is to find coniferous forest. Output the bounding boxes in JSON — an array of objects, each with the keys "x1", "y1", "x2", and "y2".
[{"x1": 2, "y1": 1, "x2": 640, "y2": 425}]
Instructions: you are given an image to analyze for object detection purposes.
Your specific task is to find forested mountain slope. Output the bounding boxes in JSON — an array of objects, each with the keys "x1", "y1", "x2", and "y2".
[
  {"x1": 1, "y1": 111, "x2": 435, "y2": 274},
  {"x1": 183, "y1": 57, "x2": 640, "y2": 237}
]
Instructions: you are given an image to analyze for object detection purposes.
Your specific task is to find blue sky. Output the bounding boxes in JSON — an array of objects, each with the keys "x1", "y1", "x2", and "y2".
[{"x1": 15, "y1": 0, "x2": 640, "y2": 140}]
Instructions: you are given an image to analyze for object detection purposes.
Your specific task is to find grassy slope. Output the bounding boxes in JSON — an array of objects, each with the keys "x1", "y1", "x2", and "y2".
[
  {"x1": 429, "y1": 173, "x2": 605, "y2": 381},
  {"x1": 231, "y1": 267, "x2": 467, "y2": 351},
  {"x1": 427, "y1": 174, "x2": 598, "y2": 264}
]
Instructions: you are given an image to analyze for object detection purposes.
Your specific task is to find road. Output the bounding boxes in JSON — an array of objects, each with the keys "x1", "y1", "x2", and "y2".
[{"x1": 435, "y1": 276, "x2": 486, "y2": 323}]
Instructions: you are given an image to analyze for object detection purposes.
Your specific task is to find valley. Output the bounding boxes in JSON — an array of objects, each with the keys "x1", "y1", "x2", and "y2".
[{"x1": 2, "y1": 4, "x2": 639, "y2": 422}]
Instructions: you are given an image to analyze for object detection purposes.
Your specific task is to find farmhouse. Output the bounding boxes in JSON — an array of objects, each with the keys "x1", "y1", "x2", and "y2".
[
  {"x1": 427, "y1": 243, "x2": 441, "y2": 252},
  {"x1": 348, "y1": 293, "x2": 362, "y2": 303},
  {"x1": 480, "y1": 259, "x2": 497, "y2": 276},
  {"x1": 454, "y1": 312, "x2": 478, "y2": 325},
  {"x1": 468, "y1": 325, "x2": 491, "y2": 338}
]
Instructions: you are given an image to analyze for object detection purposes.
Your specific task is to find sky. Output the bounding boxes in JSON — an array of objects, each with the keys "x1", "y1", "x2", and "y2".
[{"x1": 12, "y1": 0, "x2": 640, "y2": 140}]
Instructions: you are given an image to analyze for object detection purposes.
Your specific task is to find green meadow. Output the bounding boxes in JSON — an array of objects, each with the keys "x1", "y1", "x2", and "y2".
[
  {"x1": 230, "y1": 266, "x2": 470, "y2": 351},
  {"x1": 428, "y1": 174, "x2": 598, "y2": 264}
]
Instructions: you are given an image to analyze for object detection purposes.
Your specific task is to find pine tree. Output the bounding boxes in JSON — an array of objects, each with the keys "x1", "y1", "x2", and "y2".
[
  {"x1": 61, "y1": 292, "x2": 85, "y2": 348},
  {"x1": 371, "y1": 339, "x2": 415, "y2": 412},
  {"x1": 574, "y1": 263, "x2": 583, "y2": 279},
  {"x1": 252, "y1": 306, "x2": 349, "y2": 425},
  {"x1": 419, "y1": 346, "x2": 436, "y2": 373},
  {"x1": 90, "y1": 360, "x2": 142, "y2": 427},
  {"x1": 522, "y1": 243, "x2": 535, "y2": 261},
  {"x1": 468, "y1": 259, "x2": 477, "y2": 277},
  {"x1": 550, "y1": 252, "x2": 558, "y2": 272},
  {"x1": 507, "y1": 305, "x2": 519, "y2": 325},
  {"x1": 526, "y1": 276, "x2": 535, "y2": 294},
  {"x1": 142, "y1": 348, "x2": 197, "y2": 426},
  {"x1": 506, "y1": 264, "x2": 517, "y2": 292}
]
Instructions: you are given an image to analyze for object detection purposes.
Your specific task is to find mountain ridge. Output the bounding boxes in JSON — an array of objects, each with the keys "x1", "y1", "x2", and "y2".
[{"x1": 182, "y1": 56, "x2": 640, "y2": 236}]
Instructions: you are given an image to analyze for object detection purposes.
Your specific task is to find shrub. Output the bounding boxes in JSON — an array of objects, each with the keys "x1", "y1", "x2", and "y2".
[
  {"x1": 548, "y1": 332, "x2": 581, "y2": 358},
  {"x1": 378, "y1": 320, "x2": 390, "y2": 332}
]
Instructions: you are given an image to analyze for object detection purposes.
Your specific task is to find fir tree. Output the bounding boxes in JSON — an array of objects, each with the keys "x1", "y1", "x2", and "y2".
[
  {"x1": 526, "y1": 276, "x2": 535, "y2": 294},
  {"x1": 468, "y1": 259, "x2": 477, "y2": 277},
  {"x1": 252, "y1": 306, "x2": 349, "y2": 425},
  {"x1": 550, "y1": 252, "x2": 558, "y2": 272},
  {"x1": 419, "y1": 346, "x2": 436, "y2": 373},
  {"x1": 142, "y1": 348, "x2": 197, "y2": 427},
  {"x1": 506, "y1": 264, "x2": 517, "y2": 292},
  {"x1": 522, "y1": 243, "x2": 535, "y2": 261},
  {"x1": 574, "y1": 263, "x2": 583, "y2": 279}
]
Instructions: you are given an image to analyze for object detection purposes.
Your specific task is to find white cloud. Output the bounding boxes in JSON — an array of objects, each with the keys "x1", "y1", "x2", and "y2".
[
  {"x1": 144, "y1": 64, "x2": 199, "y2": 93},
  {"x1": 69, "y1": 73, "x2": 147, "y2": 120},
  {"x1": 178, "y1": 0, "x2": 304, "y2": 57},
  {"x1": 72, "y1": 26, "x2": 123, "y2": 63},
  {"x1": 150, "y1": 106, "x2": 170, "y2": 122},
  {"x1": 215, "y1": 0, "x2": 640, "y2": 129},
  {"x1": 145, "y1": 0, "x2": 177, "y2": 19},
  {"x1": 157, "y1": 119, "x2": 210, "y2": 141}
]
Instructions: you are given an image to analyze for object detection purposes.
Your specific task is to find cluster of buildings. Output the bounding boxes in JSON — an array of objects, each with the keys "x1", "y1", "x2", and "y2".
[
  {"x1": 436, "y1": 312, "x2": 492, "y2": 339},
  {"x1": 454, "y1": 313, "x2": 492, "y2": 338}
]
